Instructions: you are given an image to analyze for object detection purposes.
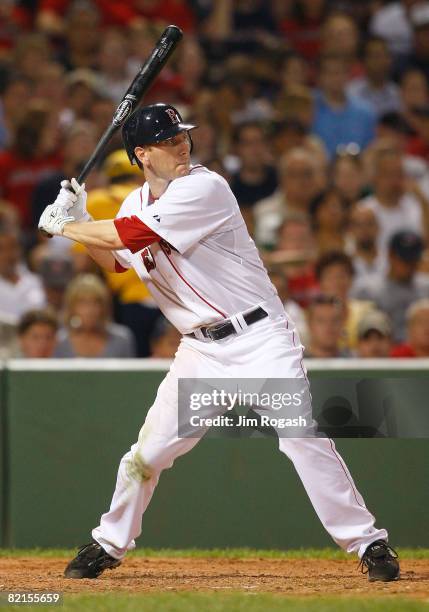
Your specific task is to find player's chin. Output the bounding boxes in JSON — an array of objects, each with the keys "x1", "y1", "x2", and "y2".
[{"x1": 175, "y1": 162, "x2": 191, "y2": 177}]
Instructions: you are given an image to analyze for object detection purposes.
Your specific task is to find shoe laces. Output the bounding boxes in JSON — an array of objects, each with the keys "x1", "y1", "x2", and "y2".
[{"x1": 358, "y1": 540, "x2": 398, "y2": 574}]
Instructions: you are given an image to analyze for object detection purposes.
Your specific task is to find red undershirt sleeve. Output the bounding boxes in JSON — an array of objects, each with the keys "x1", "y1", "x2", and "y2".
[{"x1": 114, "y1": 215, "x2": 161, "y2": 254}]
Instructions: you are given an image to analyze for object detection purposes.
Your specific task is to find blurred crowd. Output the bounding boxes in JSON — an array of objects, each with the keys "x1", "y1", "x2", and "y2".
[{"x1": 1, "y1": 0, "x2": 429, "y2": 360}]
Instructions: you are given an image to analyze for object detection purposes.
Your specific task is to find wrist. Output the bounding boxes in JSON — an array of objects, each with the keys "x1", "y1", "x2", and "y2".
[{"x1": 61, "y1": 220, "x2": 77, "y2": 237}]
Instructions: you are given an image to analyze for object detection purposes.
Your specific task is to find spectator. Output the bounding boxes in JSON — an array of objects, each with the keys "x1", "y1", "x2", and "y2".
[
  {"x1": 312, "y1": 54, "x2": 376, "y2": 158},
  {"x1": 277, "y1": 0, "x2": 328, "y2": 61},
  {"x1": 190, "y1": 120, "x2": 219, "y2": 166},
  {"x1": 315, "y1": 251, "x2": 374, "y2": 350},
  {"x1": 369, "y1": 0, "x2": 417, "y2": 58},
  {"x1": 230, "y1": 122, "x2": 277, "y2": 235},
  {"x1": 176, "y1": 37, "x2": 207, "y2": 108},
  {"x1": 319, "y1": 13, "x2": 361, "y2": 75},
  {"x1": 268, "y1": 266, "x2": 309, "y2": 346},
  {"x1": 203, "y1": 0, "x2": 277, "y2": 45},
  {"x1": 57, "y1": 3, "x2": 101, "y2": 72},
  {"x1": 218, "y1": 56, "x2": 275, "y2": 127},
  {"x1": 38, "y1": 253, "x2": 75, "y2": 313},
  {"x1": 37, "y1": 0, "x2": 196, "y2": 33},
  {"x1": 391, "y1": 298, "x2": 429, "y2": 356},
  {"x1": 33, "y1": 62, "x2": 67, "y2": 120},
  {"x1": 0, "y1": 223, "x2": 45, "y2": 324},
  {"x1": 332, "y1": 152, "x2": 367, "y2": 206},
  {"x1": 405, "y1": 105, "x2": 429, "y2": 161},
  {"x1": 55, "y1": 274, "x2": 136, "y2": 358},
  {"x1": 31, "y1": 120, "x2": 98, "y2": 228},
  {"x1": 0, "y1": 200, "x2": 19, "y2": 229},
  {"x1": 352, "y1": 231, "x2": 429, "y2": 343},
  {"x1": 150, "y1": 318, "x2": 182, "y2": 358},
  {"x1": 70, "y1": 150, "x2": 160, "y2": 358},
  {"x1": 278, "y1": 53, "x2": 310, "y2": 93},
  {"x1": 401, "y1": 2, "x2": 429, "y2": 81},
  {"x1": 0, "y1": 75, "x2": 32, "y2": 151},
  {"x1": 347, "y1": 37, "x2": 401, "y2": 116},
  {"x1": 399, "y1": 67, "x2": 429, "y2": 139},
  {"x1": 89, "y1": 95, "x2": 117, "y2": 144},
  {"x1": 17, "y1": 308, "x2": 58, "y2": 358},
  {"x1": 62, "y1": 69, "x2": 102, "y2": 126},
  {"x1": 270, "y1": 118, "x2": 307, "y2": 158},
  {"x1": 275, "y1": 85, "x2": 315, "y2": 131},
  {"x1": 372, "y1": 113, "x2": 429, "y2": 189},
  {"x1": 346, "y1": 203, "x2": 386, "y2": 284},
  {"x1": 355, "y1": 310, "x2": 392, "y2": 358},
  {"x1": 12, "y1": 33, "x2": 51, "y2": 85},
  {"x1": 254, "y1": 147, "x2": 320, "y2": 247},
  {"x1": 97, "y1": 29, "x2": 133, "y2": 104},
  {"x1": 0, "y1": 101, "x2": 62, "y2": 230},
  {"x1": 265, "y1": 213, "x2": 319, "y2": 308},
  {"x1": 305, "y1": 295, "x2": 349, "y2": 358},
  {"x1": 309, "y1": 188, "x2": 348, "y2": 255},
  {"x1": 359, "y1": 147, "x2": 428, "y2": 259}
]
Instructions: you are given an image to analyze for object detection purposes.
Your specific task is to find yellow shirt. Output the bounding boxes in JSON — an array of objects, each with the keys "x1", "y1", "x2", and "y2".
[{"x1": 71, "y1": 182, "x2": 153, "y2": 303}]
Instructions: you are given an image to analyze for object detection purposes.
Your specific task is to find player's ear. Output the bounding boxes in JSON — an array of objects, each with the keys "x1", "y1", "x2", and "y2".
[{"x1": 134, "y1": 146, "x2": 148, "y2": 166}]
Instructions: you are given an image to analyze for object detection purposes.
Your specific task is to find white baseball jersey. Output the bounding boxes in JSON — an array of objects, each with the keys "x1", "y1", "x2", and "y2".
[{"x1": 113, "y1": 165, "x2": 277, "y2": 334}]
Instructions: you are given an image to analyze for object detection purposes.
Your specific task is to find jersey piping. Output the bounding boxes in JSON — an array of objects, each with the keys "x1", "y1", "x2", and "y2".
[{"x1": 160, "y1": 242, "x2": 227, "y2": 319}]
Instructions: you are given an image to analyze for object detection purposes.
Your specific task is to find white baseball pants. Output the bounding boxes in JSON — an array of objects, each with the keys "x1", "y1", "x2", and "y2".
[{"x1": 92, "y1": 306, "x2": 388, "y2": 559}]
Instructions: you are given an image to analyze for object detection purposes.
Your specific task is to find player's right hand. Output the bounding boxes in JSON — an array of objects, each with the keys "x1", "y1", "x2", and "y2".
[
  {"x1": 38, "y1": 204, "x2": 76, "y2": 236},
  {"x1": 59, "y1": 178, "x2": 92, "y2": 223}
]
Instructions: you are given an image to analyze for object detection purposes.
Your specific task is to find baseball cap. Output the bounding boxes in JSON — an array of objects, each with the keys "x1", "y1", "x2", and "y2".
[
  {"x1": 103, "y1": 150, "x2": 142, "y2": 179},
  {"x1": 410, "y1": 2, "x2": 429, "y2": 28},
  {"x1": 389, "y1": 231, "x2": 424, "y2": 262},
  {"x1": 357, "y1": 310, "x2": 391, "y2": 339},
  {"x1": 66, "y1": 69, "x2": 100, "y2": 92},
  {"x1": 39, "y1": 254, "x2": 74, "y2": 289}
]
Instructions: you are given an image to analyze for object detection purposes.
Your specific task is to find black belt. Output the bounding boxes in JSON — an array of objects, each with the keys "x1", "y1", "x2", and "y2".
[{"x1": 188, "y1": 307, "x2": 268, "y2": 341}]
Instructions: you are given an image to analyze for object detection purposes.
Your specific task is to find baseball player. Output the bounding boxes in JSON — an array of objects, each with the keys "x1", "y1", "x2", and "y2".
[{"x1": 39, "y1": 103, "x2": 399, "y2": 582}]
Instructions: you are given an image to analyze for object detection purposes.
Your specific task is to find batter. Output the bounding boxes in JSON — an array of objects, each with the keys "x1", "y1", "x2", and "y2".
[{"x1": 38, "y1": 103, "x2": 399, "y2": 582}]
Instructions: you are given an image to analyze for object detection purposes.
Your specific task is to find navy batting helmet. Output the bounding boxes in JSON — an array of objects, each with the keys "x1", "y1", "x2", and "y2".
[{"x1": 122, "y1": 103, "x2": 197, "y2": 165}]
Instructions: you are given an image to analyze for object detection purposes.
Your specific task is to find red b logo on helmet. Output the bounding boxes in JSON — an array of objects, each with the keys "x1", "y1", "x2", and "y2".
[{"x1": 165, "y1": 108, "x2": 179, "y2": 124}]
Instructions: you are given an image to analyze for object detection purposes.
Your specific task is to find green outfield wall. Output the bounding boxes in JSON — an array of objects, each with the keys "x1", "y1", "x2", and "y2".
[{"x1": 1, "y1": 359, "x2": 428, "y2": 549}]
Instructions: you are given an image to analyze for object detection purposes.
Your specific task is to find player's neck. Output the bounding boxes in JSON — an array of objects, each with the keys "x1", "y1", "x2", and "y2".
[{"x1": 145, "y1": 172, "x2": 170, "y2": 199}]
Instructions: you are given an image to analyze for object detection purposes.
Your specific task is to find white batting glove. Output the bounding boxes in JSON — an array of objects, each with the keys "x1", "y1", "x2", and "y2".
[
  {"x1": 59, "y1": 178, "x2": 92, "y2": 222},
  {"x1": 38, "y1": 204, "x2": 76, "y2": 236}
]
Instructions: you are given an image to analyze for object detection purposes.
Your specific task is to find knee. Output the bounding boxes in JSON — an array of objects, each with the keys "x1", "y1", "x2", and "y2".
[
  {"x1": 125, "y1": 444, "x2": 173, "y2": 483},
  {"x1": 125, "y1": 449, "x2": 156, "y2": 482}
]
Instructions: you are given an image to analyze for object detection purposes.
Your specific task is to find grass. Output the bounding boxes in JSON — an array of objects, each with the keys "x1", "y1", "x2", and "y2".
[
  {"x1": 1, "y1": 546, "x2": 429, "y2": 559},
  {"x1": 3, "y1": 594, "x2": 429, "y2": 612}
]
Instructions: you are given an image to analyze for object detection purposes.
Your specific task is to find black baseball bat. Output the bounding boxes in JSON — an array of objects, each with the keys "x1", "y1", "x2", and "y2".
[{"x1": 41, "y1": 24, "x2": 183, "y2": 236}]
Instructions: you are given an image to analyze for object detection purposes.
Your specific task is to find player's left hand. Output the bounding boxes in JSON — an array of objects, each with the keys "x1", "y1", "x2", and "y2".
[
  {"x1": 38, "y1": 204, "x2": 76, "y2": 236},
  {"x1": 60, "y1": 178, "x2": 92, "y2": 222}
]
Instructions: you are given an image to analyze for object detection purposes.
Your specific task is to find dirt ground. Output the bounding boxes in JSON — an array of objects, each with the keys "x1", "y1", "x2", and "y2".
[{"x1": 0, "y1": 558, "x2": 428, "y2": 599}]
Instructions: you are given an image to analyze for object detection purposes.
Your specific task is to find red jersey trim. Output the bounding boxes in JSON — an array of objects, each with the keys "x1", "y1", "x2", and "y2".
[
  {"x1": 160, "y1": 243, "x2": 227, "y2": 319},
  {"x1": 114, "y1": 259, "x2": 128, "y2": 273},
  {"x1": 114, "y1": 215, "x2": 160, "y2": 254}
]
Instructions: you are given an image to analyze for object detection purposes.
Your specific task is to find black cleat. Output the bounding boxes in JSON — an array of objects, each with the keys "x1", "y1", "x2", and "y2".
[
  {"x1": 64, "y1": 541, "x2": 121, "y2": 579},
  {"x1": 359, "y1": 540, "x2": 400, "y2": 582}
]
